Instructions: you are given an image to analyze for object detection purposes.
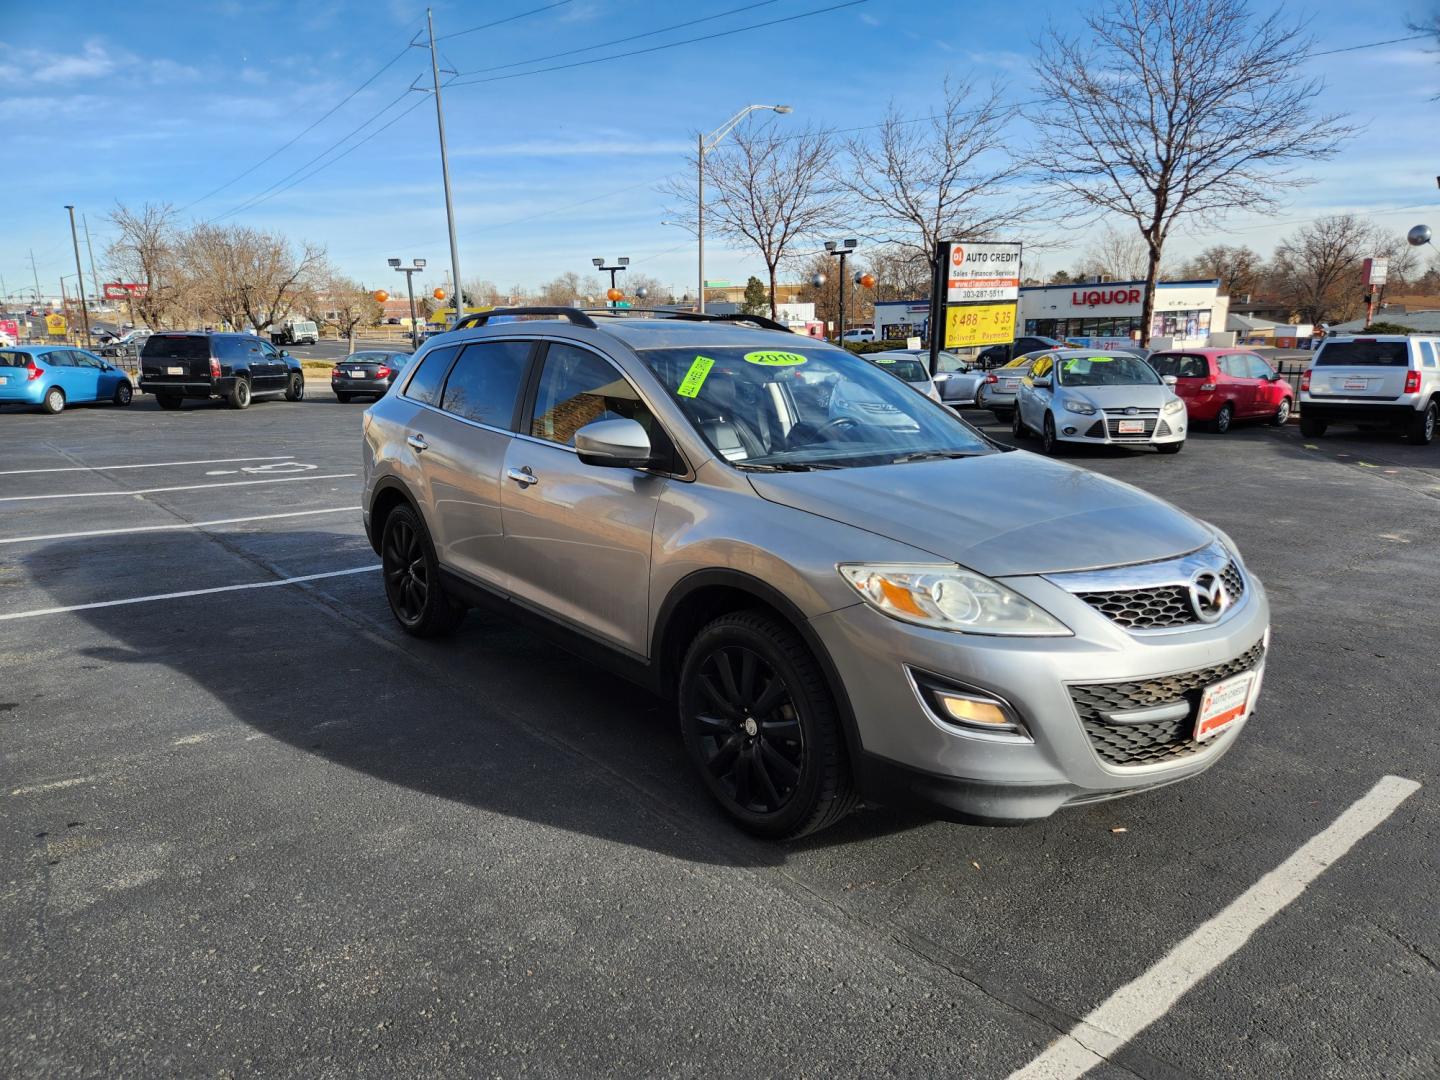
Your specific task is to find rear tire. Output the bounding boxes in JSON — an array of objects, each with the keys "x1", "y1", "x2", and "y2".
[
  {"x1": 1407, "y1": 401, "x2": 1438, "y2": 446},
  {"x1": 227, "y1": 378, "x2": 251, "y2": 410},
  {"x1": 381, "y1": 504, "x2": 465, "y2": 638},
  {"x1": 335, "y1": 392, "x2": 353, "y2": 403},
  {"x1": 678, "y1": 610, "x2": 856, "y2": 840},
  {"x1": 1212, "y1": 402, "x2": 1233, "y2": 434},
  {"x1": 1271, "y1": 397, "x2": 1291, "y2": 426},
  {"x1": 41, "y1": 387, "x2": 65, "y2": 414},
  {"x1": 1299, "y1": 416, "x2": 1327, "y2": 438},
  {"x1": 156, "y1": 394, "x2": 183, "y2": 410},
  {"x1": 113, "y1": 381, "x2": 133, "y2": 406},
  {"x1": 284, "y1": 374, "x2": 305, "y2": 401}
]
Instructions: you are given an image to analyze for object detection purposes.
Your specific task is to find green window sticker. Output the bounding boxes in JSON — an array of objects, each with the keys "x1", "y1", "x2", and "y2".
[
  {"x1": 677, "y1": 355, "x2": 715, "y2": 398},
  {"x1": 743, "y1": 350, "x2": 808, "y2": 366},
  {"x1": 875, "y1": 357, "x2": 896, "y2": 364}
]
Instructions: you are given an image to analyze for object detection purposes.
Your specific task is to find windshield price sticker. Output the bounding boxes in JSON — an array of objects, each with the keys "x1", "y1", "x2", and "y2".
[
  {"x1": 677, "y1": 355, "x2": 715, "y2": 398},
  {"x1": 744, "y1": 350, "x2": 808, "y2": 366},
  {"x1": 875, "y1": 357, "x2": 896, "y2": 364}
]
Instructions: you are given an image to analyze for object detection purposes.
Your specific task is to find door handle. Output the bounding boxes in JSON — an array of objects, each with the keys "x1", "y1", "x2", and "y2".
[
  {"x1": 507, "y1": 466, "x2": 538, "y2": 487},
  {"x1": 406, "y1": 433, "x2": 429, "y2": 452}
]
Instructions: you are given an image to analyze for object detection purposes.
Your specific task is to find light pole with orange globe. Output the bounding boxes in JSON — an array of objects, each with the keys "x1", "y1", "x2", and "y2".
[
  {"x1": 388, "y1": 258, "x2": 427, "y2": 350},
  {"x1": 592, "y1": 256, "x2": 629, "y2": 308}
]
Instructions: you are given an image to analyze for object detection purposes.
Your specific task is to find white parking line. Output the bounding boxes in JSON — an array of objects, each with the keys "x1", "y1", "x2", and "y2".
[
  {"x1": 0, "y1": 565, "x2": 381, "y2": 622},
  {"x1": 10, "y1": 775, "x2": 97, "y2": 797},
  {"x1": 1008, "y1": 774, "x2": 1422, "y2": 1080},
  {"x1": 0, "y1": 474, "x2": 355, "y2": 503},
  {"x1": 0, "y1": 456, "x2": 293, "y2": 476},
  {"x1": 0, "y1": 507, "x2": 357, "y2": 546}
]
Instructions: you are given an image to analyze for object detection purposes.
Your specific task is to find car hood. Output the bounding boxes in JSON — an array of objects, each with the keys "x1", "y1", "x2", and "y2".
[
  {"x1": 1059, "y1": 384, "x2": 1174, "y2": 409},
  {"x1": 748, "y1": 450, "x2": 1212, "y2": 577}
]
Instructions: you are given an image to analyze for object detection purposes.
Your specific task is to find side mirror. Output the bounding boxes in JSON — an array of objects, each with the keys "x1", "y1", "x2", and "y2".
[
  {"x1": 574, "y1": 418, "x2": 655, "y2": 469},
  {"x1": 1032, "y1": 375, "x2": 1052, "y2": 389},
  {"x1": 1162, "y1": 374, "x2": 1178, "y2": 387}
]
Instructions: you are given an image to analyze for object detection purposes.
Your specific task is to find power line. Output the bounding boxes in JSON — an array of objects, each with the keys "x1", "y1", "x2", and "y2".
[
  {"x1": 455, "y1": 0, "x2": 782, "y2": 76},
  {"x1": 1311, "y1": 32, "x2": 1429, "y2": 57},
  {"x1": 436, "y1": 0, "x2": 575, "y2": 41},
  {"x1": 448, "y1": 0, "x2": 873, "y2": 86}
]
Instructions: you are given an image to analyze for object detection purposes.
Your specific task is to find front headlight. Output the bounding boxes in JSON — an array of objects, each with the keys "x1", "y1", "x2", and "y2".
[
  {"x1": 1162, "y1": 397, "x2": 1186, "y2": 414},
  {"x1": 1063, "y1": 398, "x2": 1097, "y2": 415},
  {"x1": 838, "y1": 564, "x2": 1072, "y2": 636}
]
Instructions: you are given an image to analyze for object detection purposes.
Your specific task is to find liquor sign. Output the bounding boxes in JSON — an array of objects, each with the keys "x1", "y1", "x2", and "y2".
[
  {"x1": 945, "y1": 241, "x2": 1022, "y2": 303},
  {"x1": 1361, "y1": 258, "x2": 1388, "y2": 286},
  {"x1": 102, "y1": 282, "x2": 149, "y2": 299},
  {"x1": 929, "y1": 239, "x2": 1023, "y2": 367}
]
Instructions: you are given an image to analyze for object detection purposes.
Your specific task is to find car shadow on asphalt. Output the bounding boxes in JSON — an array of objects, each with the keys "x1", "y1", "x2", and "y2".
[{"x1": 39, "y1": 533, "x2": 927, "y2": 867}]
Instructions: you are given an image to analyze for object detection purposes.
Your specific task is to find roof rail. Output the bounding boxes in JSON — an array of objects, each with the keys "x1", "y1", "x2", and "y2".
[
  {"x1": 579, "y1": 308, "x2": 794, "y2": 334},
  {"x1": 451, "y1": 306, "x2": 599, "y2": 331}
]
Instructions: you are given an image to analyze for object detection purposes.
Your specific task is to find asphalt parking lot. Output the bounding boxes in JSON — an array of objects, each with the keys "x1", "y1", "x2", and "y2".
[{"x1": 2, "y1": 391, "x2": 1437, "y2": 1078}]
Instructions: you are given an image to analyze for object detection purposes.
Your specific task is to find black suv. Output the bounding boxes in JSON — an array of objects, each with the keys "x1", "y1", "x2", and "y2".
[
  {"x1": 139, "y1": 332, "x2": 305, "y2": 410},
  {"x1": 975, "y1": 335, "x2": 1068, "y2": 369}
]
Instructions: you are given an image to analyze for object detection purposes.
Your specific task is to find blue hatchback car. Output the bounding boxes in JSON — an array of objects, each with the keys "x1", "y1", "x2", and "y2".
[{"x1": 0, "y1": 345, "x2": 135, "y2": 413}]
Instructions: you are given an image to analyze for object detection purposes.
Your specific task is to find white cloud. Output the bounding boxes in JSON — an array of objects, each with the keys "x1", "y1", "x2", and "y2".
[
  {"x1": 0, "y1": 38, "x2": 197, "y2": 86},
  {"x1": 454, "y1": 138, "x2": 691, "y2": 158}
]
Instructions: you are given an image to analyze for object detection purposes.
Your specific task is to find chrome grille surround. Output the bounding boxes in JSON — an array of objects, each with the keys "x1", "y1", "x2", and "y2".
[{"x1": 1046, "y1": 541, "x2": 1247, "y2": 633}]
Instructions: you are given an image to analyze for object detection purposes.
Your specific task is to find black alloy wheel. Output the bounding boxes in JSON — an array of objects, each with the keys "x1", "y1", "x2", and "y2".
[
  {"x1": 679, "y1": 611, "x2": 855, "y2": 839},
  {"x1": 380, "y1": 505, "x2": 463, "y2": 637}
]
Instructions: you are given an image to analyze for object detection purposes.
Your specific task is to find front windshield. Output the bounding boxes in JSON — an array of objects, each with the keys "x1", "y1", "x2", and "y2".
[
  {"x1": 637, "y1": 343, "x2": 992, "y2": 469},
  {"x1": 1056, "y1": 354, "x2": 1161, "y2": 387}
]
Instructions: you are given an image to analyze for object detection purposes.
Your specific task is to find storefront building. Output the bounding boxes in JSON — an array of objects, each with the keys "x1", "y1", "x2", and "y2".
[{"x1": 1018, "y1": 279, "x2": 1229, "y2": 349}]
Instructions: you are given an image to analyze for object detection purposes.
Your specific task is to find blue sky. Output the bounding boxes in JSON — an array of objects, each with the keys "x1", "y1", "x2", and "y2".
[{"x1": 2, "y1": 0, "x2": 1434, "y2": 304}]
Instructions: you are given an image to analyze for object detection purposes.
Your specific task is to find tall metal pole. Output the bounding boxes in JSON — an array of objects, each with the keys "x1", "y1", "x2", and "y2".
[
  {"x1": 64, "y1": 207, "x2": 92, "y2": 348},
  {"x1": 29, "y1": 249, "x2": 42, "y2": 308},
  {"x1": 405, "y1": 270, "x2": 419, "y2": 350},
  {"x1": 697, "y1": 132, "x2": 705, "y2": 314},
  {"x1": 83, "y1": 214, "x2": 101, "y2": 299},
  {"x1": 837, "y1": 251, "x2": 849, "y2": 343},
  {"x1": 427, "y1": 9, "x2": 463, "y2": 327}
]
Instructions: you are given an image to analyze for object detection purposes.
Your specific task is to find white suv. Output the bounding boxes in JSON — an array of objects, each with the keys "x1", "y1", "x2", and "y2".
[{"x1": 1300, "y1": 334, "x2": 1440, "y2": 445}]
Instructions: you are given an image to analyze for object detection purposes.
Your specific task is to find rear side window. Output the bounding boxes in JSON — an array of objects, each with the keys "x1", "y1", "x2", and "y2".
[
  {"x1": 1149, "y1": 353, "x2": 1209, "y2": 379},
  {"x1": 143, "y1": 335, "x2": 210, "y2": 361},
  {"x1": 214, "y1": 337, "x2": 254, "y2": 363},
  {"x1": 1419, "y1": 342, "x2": 1436, "y2": 367},
  {"x1": 1315, "y1": 341, "x2": 1409, "y2": 366},
  {"x1": 440, "y1": 340, "x2": 531, "y2": 427},
  {"x1": 403, "y1": 345, "x2": 459, "y2": 406},
  {"x1": 0, "y1": 351, "x2": 31, "y2": 367}
]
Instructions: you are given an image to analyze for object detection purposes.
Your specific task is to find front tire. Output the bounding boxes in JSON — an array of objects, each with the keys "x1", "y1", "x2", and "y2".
[
  {"x1": 678, "y1": 610, "x2": 855, "y2": 840},
  {"x1": 335, "y1": 392, "x2": 353, "y2": 404},
  {"x1": 1213, "y1": 402, "x2": 1233, "y2": 434},
  {"x1": 113, "y1": 381, "x2": 133, "y2": 406},
  {"x1": 227, "y1": 377, "x2": 251, "y2": 410},
  {"x1": 1299, "y1": 416, "x2": 1327, "y2": 438},
  {"x1": 1011, "y1": 407, "x2": 1028, "y2": 439},
  {"x1": 41, "y1": 387, "x2": 65, "y2": 414},
  {"x1": 284, "y1": 374, "x2": 305, "y2": 401},
  {"x1": 1407, "y1": 401, "x2": 1438, "y2": 446},
  {"x1": 381, "y1": 504, "x2": 465, "y2": 637},
  {"x1": 1271, "y1": 397, "x2": 1291, "y2": 427},
  {"x1": 1156, "y1": 441, "x2": 1184, "y2": 455},
  {"x1": 1041, "y1": 412, "x2": 1060, "y2": 455}
]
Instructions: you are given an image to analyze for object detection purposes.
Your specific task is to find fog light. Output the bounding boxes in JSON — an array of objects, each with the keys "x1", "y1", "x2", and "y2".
[
  {"x1": 1063, "y1": 426, "x2": 1077, "y2": 435},
  {"x1": 936, "y1": 693, "x2": 1011, "y2": 728}
]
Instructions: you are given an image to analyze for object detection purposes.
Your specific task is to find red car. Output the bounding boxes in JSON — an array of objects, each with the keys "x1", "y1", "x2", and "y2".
[{"x1": 1147, "y1": 348, "x2": 1293, "y2": 433}]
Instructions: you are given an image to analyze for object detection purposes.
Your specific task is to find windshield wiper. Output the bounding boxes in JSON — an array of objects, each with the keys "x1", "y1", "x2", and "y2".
[
  {"x1": 735, "y1": 461, "x2": 839, "y2": 472},
  {"x1": 887, "y1": 450, "x2": 983, "y2": 464}
]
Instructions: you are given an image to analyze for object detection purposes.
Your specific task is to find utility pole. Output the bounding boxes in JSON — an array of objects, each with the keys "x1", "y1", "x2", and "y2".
[
  {"x1": 64, "y1": 206, "x2": 92, "y2": 347},
  {"x1": 83, "y1": 214, "x2": 101, "y2": 300},
  {"x1": 29, "y1": 249, "x2": 42, "y2": 309},
  {"x1": 697, "y1": 131, "x2": 705, "y2": 314},
  {"x1": 424, "y1": 9, "x2": 462, "y2": 327}
]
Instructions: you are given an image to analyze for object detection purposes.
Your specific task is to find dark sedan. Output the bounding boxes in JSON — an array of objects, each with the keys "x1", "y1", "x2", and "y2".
[{"x1": 331, "y1": 351, "x2": 412, "y2": 402}]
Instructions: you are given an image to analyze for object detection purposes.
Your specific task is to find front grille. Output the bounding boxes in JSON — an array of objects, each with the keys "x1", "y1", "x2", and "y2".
[
  {"x1": 1156, "y1": 418, "x2": 1172, "y2": 437},
  {"x1": 1105, "y1": 417, "x2": 1157, "y2": 439},
  {"x1": 1070, "y1": 641, "x2": 1265, "y2": 766},
  {"x1": 1077, "y1": 560, "x2": 1246, "y2": 630}
]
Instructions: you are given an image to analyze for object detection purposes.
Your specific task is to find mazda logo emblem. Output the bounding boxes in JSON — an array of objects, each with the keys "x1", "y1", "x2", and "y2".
[{"x1": 1188, "y1": 570, "x2": 1229, "y2": 623}]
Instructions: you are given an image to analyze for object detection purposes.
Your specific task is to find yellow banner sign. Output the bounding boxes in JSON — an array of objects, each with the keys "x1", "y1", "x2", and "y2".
[
  {"x1": 944, "y1": 302, "x2": 1016, "y2": 349},
  {"x1": 45, "y1": 314, "x2": 68, "y2": 336}
]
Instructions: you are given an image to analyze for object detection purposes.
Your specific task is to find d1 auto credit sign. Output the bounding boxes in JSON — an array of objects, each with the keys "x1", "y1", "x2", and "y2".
[{"x1": 946, "y1": 241, "x2": 1022, "y2": 303}]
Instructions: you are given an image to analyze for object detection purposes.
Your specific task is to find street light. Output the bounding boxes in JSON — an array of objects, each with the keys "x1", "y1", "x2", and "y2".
[
  {"x1": 592, "y1": 257, "x2": 629, "y2": 307},
  {"x1": 824, "y1": 239, "x2": 858, "y2": 342},
  {"x1": 390, "y1": 258, "x2": 427, "y2": 349},
  {"x1": 696, "y1": 104, "x2": 793, "y2": 313},
  {"x1": 63, "y1": 206, "x2": 92, "y2": 347}
]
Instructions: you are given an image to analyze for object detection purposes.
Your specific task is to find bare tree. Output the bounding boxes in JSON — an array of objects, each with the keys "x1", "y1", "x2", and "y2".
[
  {"x1": 463, "y1": 279, "x2": 503, "y2": 307},
  {"x1": 862, "y1": 246, "x2": 934, "y2": 302},
  {"x1": 835, "y1": 79, "x2": 1033, "y2": 283},
  {"x1": 1074, "y1": 224, "x2": 1151, "y2": 281},
  {"x1": 1267, "y1": 214, "x2": 1403, "y2": 324},
  {"x1": 534, "y1": 272, "x2": 604, "y2": 307},
  {"x1": 1029, "y1": 0, "x2": 1353, "y2": 344},
  {"x1": 314, "y1": 269, "x2": 381, "y2": 351},
  {"x1": 177, "y1": 224, "x2": 324, "y2": 334},
  {"x1": 1178, "y1": 244, "x2": 1266, "y2": 297},
  {"x1": 105, "y1": 203, "x2": 181, "y2": 328},
  {"x1": 663, "y1": 122, "x2": 841, "y2": 319}
]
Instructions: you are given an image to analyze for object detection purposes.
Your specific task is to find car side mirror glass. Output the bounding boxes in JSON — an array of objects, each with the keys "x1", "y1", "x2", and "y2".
[
  {"x1": 1162, "y1": 374, "x2": 1178, "y2": 387},
  {"x1": 1032, "y1": 376, "x2": 1052, "y2": 389},
  {"x1": 574, "y1": 418, "x2": 654, "y2": 469}
]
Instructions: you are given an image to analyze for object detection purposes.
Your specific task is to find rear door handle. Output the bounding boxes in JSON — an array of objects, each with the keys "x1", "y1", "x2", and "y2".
[
  {"x1": 407, "y1": 433, "x2": 429, "y2": 452},
  {"x1": 507, "y1": 467, "x2": 538, "y2": 487}
]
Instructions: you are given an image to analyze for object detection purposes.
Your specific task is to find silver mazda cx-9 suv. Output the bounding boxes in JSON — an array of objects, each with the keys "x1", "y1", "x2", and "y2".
[{"x1": 361, "y1": 308, "x2": 1270, "y2": 839}]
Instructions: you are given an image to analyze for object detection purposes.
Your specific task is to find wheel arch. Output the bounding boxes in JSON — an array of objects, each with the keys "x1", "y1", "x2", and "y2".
[
  {"x1": 652, "y1": 568, "x2": 863, "y2": 762},
  {"x1": 366, "y1": 477, "x2": 421, "y2": 556}
]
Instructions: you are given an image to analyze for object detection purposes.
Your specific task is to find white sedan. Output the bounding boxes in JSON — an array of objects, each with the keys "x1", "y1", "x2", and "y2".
[{"x1": 1013, "y1": 350, "x2": 1187, "y2": 455}]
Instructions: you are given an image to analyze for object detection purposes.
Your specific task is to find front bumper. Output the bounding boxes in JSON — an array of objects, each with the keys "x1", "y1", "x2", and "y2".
[
  {"x1": 1055, "y1": 411, "x2": 1186, "y2": 445},
  {"x1": 810, "y1": 569, "x2": 1269, "y2": 824}
]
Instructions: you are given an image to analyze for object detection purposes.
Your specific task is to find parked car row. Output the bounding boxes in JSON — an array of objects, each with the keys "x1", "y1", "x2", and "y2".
[{"x1": 0, "y1": 345, "x2": 134, "y2": 412}]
